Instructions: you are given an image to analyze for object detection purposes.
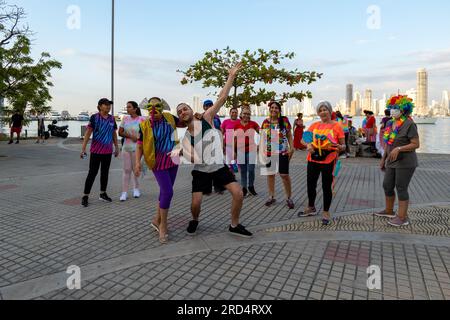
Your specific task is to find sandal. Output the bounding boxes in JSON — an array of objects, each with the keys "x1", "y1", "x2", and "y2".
[
  {"x1": 159, "y1": 234, "x2": 169, "y2": 245},
  {"x1": 298, "y1": 207, "x2": 317, "y2": 217},
  {"x1": 151, "y1": 222, "x2": 160, "y2": 233}
]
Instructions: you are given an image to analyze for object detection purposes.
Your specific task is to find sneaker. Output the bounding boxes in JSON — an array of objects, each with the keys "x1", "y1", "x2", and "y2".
[
  {"x1": 187, "y1": 220, "x2": 199, "y2": 235},
  {"x1": 286, "y1": 199, "x2": 295, "y2": 209},
  {"x1": 374, "y1": 210, "x2": 396, "y2": 218},
  {"x1": 388, "y1": 217, "x2": 410, "y2": 227},
  {"x1": 242, "y1": 187, "x2": 248, "y2": 198},
  {"x1": 298, "y1": 207, "x2": 317, "y2": 217},
  {"x1": 99, "y1": 193, "x2": 112, "y2": 203},
  {"x1": 229, "y1": 224, "x2": 253, "y2": 238},
  {"x1": 8, "y1": 140, "x2": 13, "y2": 144},
  {"x1": 36, "y1": 140, "x2": 40, "y2": 144},
  {"x1": 133, "y1": 189, "x2": 141, "y2": 198},
  {"x1": 81, "y1": 196, "x2": 89, "y2": 207},
  {"x1": 119, "y1": 192, "x2": 128, "y2": 202},
  {"x1": 15, "y1": 141, "x2": 19, "y2": 144},
  {"x1": 248, "y1": 186, "x2": 258, "y2": 196},
  {"x1": 265, "y1": 198, "x2": 276, "y2": 207}
]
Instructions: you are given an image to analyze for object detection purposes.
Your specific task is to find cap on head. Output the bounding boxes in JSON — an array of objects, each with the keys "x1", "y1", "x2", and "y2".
[
  {"x1": 98, "y1": 98, "x2": 113, "y2": 106},
  {"x1": 203, "y1": 100, "x2": 214, "y2": 108}
]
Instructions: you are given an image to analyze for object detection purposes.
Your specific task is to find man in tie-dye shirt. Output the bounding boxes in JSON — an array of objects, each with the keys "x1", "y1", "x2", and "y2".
[{"x1": 81, "y1": 98, "x2": 119, "y2": 207}]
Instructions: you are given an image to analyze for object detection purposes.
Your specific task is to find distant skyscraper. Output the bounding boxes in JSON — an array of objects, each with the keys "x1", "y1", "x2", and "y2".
[
  {"x1": 363, "y1": 89, "x2": 373, "y2": 112},
  {"x1": 417, "y1": 68, "x2": 428, "y2": 113},
  {"x1": 354, "y1": 91, "x2": 362, "y2": 116},
  {"x1": 346, "y1": 84, "x2": 353, "y2": 114},
  {"x1": 441, "y1": 90, "x2": 449, "y2": 115},
  {"x1": 193, "y1": 96, "x2": 201, "y2": 113},
  {"x1": 302, "y1": 97, "x2": 314, "y2": 116},
  {"x1": 406, "y1": 88, "x2": 417, "y2": 105}
]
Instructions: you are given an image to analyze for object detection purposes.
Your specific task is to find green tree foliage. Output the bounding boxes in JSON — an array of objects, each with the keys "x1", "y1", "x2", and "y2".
[
  {"x1": 0, "y1": 0, "x2": 61, "y2": 122},
  {"x1": 178, "y1": 47, "x2": 323, "y2": 107}
]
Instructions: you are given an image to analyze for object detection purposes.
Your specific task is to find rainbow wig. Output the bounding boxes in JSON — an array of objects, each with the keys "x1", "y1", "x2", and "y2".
[{"x1": 386, "y1": 95, "x2": 415, "y2": 116}]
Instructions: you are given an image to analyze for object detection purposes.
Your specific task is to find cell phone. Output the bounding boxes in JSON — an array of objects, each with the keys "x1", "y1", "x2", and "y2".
[{"x1": 81, "y1": 152, "x2": 87, "y2": 160}]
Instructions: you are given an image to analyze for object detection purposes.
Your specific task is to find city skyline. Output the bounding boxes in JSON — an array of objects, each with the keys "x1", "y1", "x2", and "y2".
[{"x1": 7, "y1": 0, "x2": 450, "y2": 115}]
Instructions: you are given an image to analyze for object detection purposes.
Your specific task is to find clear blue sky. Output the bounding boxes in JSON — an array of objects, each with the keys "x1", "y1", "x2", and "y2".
[{"x1": 11, "y1": 0, "x2": 450, "y2": 114}]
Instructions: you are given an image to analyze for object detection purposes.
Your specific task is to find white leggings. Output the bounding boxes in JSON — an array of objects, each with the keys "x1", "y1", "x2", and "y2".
[{"x1": 122, "y1": 151, "x2": 140, "y2": 192}]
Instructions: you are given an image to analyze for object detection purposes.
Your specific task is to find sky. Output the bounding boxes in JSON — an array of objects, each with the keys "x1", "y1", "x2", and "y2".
[{"x1": 8, "y1": 0, "x2": 450, "y2": 114}]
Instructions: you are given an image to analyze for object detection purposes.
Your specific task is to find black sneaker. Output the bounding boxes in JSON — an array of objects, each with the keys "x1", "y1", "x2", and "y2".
[
  {"x1": 187, "y1": 220, "x2": 199, "y2": 235},
  {"x1": 8, "y1": 140, "x2": 13, "y2": 145},
  {"x1": 99, "y1": 193, "x2": 112, "y2": 202},
  {"x1": 15, "y1": 141, "x2": 19, "y2": 144},
  {"x1": 229, "y1": 224, "x2": 253, "y2": 238},
  {"x1": 242, "y1": 187, "x2": 248, "y2": 197},
  {"x1": 248, "y1": 186, "x2": 258, "y2": 196},
  {"x1": 81, "y1": 196, "x2": 89, "y2": 207}
]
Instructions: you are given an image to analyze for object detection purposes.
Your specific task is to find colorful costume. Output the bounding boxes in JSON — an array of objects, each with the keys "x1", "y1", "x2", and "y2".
[{"x1": 138, "y1": 100, "x2": 180, "y2": 210}]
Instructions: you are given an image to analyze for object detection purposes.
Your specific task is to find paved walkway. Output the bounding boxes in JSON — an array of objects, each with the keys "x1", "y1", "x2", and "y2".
[{"x1": 0, "y1": 138, "x2": 449, "y2": 300}]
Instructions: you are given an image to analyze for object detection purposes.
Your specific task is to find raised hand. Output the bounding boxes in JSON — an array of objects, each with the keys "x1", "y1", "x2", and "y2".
[{"x1": 228, "y1": 62, "x2": 244, "y2": 77}]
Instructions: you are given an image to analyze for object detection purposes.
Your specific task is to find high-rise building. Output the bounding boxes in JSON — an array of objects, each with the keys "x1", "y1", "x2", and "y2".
[
  {"x1": 441, "y1": 90, "x2": 449, "y2": 115},
  {"x1": 354, "y1": 91, "x2": 362, "y2": 116},
  {"x1": 346, "y1": 84, "x2": 353, "y2": 114},
  {"x1": 363, "y1": 89, "x2": 373, "y2": 112},
  {"x1": 417, "y1": 68, "x2": 428, "y2": 113},
  {"x1": 302, "y1": 97, "x2": 314, "y2": 116},
  {"x1": 405, "y1": 88, "x2": 417, "y2": 105},
  {"x1": 193, "y1": 96, "x2": 201, "y2": 114},
  {"x1": 350, "y1": 101, "x2": 357, "y2": 116}
]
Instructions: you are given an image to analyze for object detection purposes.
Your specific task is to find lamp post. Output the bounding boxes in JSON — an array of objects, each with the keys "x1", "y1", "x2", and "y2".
[{"x1": 111, "y1": 0, "x2": 115, "y2": 116}]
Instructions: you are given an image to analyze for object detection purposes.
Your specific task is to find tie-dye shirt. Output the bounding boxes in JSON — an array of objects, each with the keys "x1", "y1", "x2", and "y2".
[
  {"x1": 120, "y1": 115, "x2": 146, "y2": 152},
  {"x1": 261, "y1": 117, "x2": 292, "y2": 156},
  {"x1": 306, "y1": 121, "x2": 345, "y2": 164},
  {"x1": 88, "y1": 113, "x2": 117, "y2": 155},
  {"x1": 138, "y1": 117, "x2": 180, "y2": 171}
]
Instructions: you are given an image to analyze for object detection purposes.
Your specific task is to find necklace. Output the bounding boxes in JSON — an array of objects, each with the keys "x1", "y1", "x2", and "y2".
[{"x1": 383, "y1": 116, "x2": 407, "y2": 145}]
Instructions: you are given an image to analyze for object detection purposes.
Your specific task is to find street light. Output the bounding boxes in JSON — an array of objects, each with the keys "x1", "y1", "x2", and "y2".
[{"x1": 111, "y1": 0, "x2": 115, "y2": 116}]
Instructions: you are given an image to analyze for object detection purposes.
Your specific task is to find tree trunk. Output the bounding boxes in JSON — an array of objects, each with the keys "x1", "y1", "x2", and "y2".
[{"x1": 233, "y1": 86, "x2": 238, "y2": 108}]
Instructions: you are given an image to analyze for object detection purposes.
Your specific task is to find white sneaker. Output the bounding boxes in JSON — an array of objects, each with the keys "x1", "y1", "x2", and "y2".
[
  {"x1": 120, "y1": 192, "x2": 128, "y2": 202},
  {"x1": 133, "y1": 189, "x2": 141, "y2": 198}
]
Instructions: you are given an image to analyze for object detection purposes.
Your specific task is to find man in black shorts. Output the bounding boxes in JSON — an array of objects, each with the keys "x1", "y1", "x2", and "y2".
[{"x1": 175, "y1": 62, "x2": 252, "y2": 238}]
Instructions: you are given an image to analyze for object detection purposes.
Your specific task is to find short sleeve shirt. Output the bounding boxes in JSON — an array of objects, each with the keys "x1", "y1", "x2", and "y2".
[
  {"x1": 120, "y1": 115, "x2": 146, "y2": 152},
  {"x1": 261, "y1": 117, "x2": 292, "y2": 155},
  {"x1": 88, "y1": 113, "x2": 117, "y2": 155},
  {"x1": 11, "y1": 114, "x2": 24, "y2": 128},
  {"x1": 306, "y1": 121, "x2": 345, "y2": 164},
  {"x1": 221, "y1": 119, "x2": 240, "y2": 146},
  {"x1": 234, "y1": 121, "x2": 260, "y2": 153},
  {"x1": 386, "y1": 118, "x2": 419, "y2": 169}
]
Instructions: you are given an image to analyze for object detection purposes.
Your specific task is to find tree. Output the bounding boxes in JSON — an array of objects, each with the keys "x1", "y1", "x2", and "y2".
[
  {"x1": 0, "y1": 0, "x2": 31, "y2": 47},
  {"x1": 0, "y1": 1, "x2": 61, "y2": 123},
  {"x1": 178, "y1": 47, "x2": 323, "y2": 108}
]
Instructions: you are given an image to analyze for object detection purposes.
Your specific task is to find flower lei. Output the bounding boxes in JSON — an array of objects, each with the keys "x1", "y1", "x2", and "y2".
[{"x1": 383, "y1": 116, "x2": 407, "y2": 145}]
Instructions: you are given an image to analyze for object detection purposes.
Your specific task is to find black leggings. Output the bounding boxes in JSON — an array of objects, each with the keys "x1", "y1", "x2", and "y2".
[
  {"x1": 307, "y1": 161, "x2": 335, "y2": 212},
  {"x1": 84, "y1": 153, "x2": 112, "y2": 195}
]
